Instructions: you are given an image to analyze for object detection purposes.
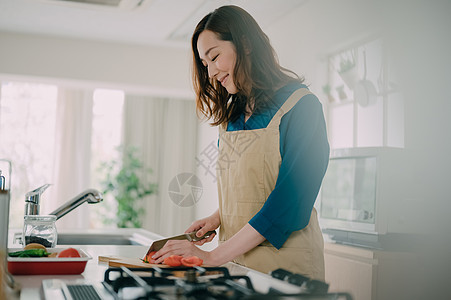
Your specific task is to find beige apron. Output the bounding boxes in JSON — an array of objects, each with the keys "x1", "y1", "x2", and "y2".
[{"x1": 217, "y1": 88, "x2": 325, "y2": 280}]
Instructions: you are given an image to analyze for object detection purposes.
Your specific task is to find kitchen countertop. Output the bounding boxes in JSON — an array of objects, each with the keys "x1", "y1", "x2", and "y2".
[
  {"x1": 13, "y1": 245, "x2": 146, "y2": 300},
  {"x1": 6, "y1": 228, "x2": 303, "y2": 299},
  {"x1": 8, "y1": 242, "x2": 255, "y2": 300}
]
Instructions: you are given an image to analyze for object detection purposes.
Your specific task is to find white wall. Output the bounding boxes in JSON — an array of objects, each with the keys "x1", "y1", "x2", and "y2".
[
  {"x1": 0, "y1": 31, "x2": 193, "y2": 97},
  {"x1": 194, "y1": 120, "x2": 220, "y2": 219},
  {"x1": 264, "y1": 1, "x2": 451, "y2": 297},
  {"x1": 264, "y1": 0, "x2": 451, "y2": 235},
  {"x1": 267, "y1": 0, "x2": 381, "y2": 94},
  {"x1": 194, "y1": 120, "x2": 220, "y2": 250}
]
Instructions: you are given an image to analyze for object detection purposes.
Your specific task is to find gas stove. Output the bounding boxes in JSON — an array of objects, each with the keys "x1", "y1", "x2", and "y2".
[{"x1": 42, "y1": 266, "x2": 352, "y2": 300}]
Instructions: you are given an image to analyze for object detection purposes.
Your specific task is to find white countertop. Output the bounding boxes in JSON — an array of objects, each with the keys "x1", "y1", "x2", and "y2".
[
  {"x1": 6, "y1": 229, "x2": 298, "y2": 299},
  {"x1": 12, "y1": 245, "x2": 145, "y2": 300},
  {"x1": 8, "y1": 239, "x2": 254, "y2": 299}
]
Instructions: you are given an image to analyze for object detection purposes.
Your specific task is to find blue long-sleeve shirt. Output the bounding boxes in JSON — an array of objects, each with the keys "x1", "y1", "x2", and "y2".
[{"x1": 226, "y1": 83, "x2": 330, "y2": 249}]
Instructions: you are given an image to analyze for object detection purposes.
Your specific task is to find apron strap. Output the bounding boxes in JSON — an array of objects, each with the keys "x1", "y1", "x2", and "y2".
[
  {"x1": 219, "y1": 87, "x2": 312, "y2": 132},
  {"x1": 218, "y1": 122, "x2": 226, "y2": 135},
  {"x1": 267, "y1": 88, "x2": 312, "y2": 129}
]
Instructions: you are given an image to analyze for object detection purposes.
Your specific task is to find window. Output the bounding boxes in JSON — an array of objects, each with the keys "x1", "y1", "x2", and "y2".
[
  {"x1": 324, "y1": 38, "x2": 404, "y2": 149},
  {"x1": 90, "y1": 89, "x2": 124, "y2": 228},
  {"x1": 0, "y1": 82, "x2": 57, "y2": 228},
  {"x1": 0, "y1": 81, "x2": 124, "y2": 229}
]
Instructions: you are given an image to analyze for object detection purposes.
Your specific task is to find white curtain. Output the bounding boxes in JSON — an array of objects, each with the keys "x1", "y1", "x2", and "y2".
[
  {"x1": 122, "y1": 95, "x2": 198, "y2": 236},
  {"x1": 47, "y1": 87, "x2": 93, "y2": 229}
]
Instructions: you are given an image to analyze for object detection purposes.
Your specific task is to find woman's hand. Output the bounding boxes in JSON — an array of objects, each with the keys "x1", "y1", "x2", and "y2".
[
  {"x1": 151, "y1": 240, "x2": 216, "y2": 265},
  {"x1": 151, "y1": 210, "x2": 222, "y2": 265},
  {"x1": 152, "y1": 223, "x2": 266, "y2": 267},
  {"x1": 185, "y1": 210, "x2": 220, "y2": 246}
]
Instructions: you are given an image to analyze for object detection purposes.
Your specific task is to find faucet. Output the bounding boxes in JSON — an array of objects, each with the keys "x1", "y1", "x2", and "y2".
[
  {"x1": 25, "y1": 184, "x2": 51, "y2": 215},
  {"x1": 49, "y1": 189, "x2": 103, "y2": 220},
  {"x1": 25, "y1": 184, "x2": 103, "y2": 220}
]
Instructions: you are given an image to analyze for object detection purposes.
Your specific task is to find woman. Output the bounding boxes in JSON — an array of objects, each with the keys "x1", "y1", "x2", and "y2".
[{"x1": 152, "y1": 5, "x2": 329, "y2": 280}]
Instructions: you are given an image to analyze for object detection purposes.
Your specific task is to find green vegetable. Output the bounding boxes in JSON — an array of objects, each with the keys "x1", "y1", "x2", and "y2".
[{"x1": 8, "y1": 249, "x2": 50, "y2": 257}]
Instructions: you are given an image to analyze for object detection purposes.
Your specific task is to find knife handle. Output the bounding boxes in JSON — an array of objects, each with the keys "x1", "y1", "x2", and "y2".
[{"x1": 190, "y1": 230, "x2": 216, "y2": 241}]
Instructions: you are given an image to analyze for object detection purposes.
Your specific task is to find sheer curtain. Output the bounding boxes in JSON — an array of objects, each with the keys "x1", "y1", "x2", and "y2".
[
  {"x1": 122, "y1": 95, "x2": 198, "y2": 236},
  {"x1": 47, "y1": 87, "x2": 93, "y2": 229}
]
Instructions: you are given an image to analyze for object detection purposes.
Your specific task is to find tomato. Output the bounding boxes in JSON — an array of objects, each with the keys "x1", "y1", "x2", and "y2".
[
  {"x1": 143, "y1": 251, "x2": 157, "y2": 263},
  {"x1": 164, "y1": 255, "x2": 183, "y2": 267},
  {"x1": 57, "y1": 248, "x2": 81, "y2": 258},
  {"x1": 181, "y1": 256, "x2": 203, "y2": 267}
]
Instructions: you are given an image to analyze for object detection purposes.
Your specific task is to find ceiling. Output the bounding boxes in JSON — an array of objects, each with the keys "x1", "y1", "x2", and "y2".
[{"x1": 0, "y1": 0, "x2": 307, "y2": 48}]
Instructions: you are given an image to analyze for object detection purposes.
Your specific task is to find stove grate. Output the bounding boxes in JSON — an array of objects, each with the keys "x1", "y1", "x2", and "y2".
[{"x1": 102, "y1": 266, "x2": 353, "y2": 300}]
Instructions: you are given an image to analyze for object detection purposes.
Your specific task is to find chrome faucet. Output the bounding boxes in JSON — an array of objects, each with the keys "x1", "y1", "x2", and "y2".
[
  {"x1": 25, "y1": 184, "x2": 51, "y2": 216},
  {"x1": 25, "y1": 184, "x2": 103, "y2": 220},
  {"x1": 49, "y1": 189, "x2": 103, "y2": 220}
]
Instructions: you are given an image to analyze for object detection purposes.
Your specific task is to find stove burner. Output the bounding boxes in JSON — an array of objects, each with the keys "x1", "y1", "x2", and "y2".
[
  {"x1": 270, "y1": 268, "x2": 329, "y2": 294},
  {"x1": 102, "y1": 266, "x2": 352, "y2": 300}
]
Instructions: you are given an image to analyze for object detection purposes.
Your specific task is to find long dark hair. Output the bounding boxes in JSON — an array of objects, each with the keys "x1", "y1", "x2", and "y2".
[{"x1": 192, "y1": 5, "x2": 303, "y2": 126}]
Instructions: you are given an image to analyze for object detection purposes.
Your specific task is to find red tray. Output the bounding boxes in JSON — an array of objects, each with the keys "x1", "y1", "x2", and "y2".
[{"x1": 7, "y1": 248, "x2": 92, "y2": 275}]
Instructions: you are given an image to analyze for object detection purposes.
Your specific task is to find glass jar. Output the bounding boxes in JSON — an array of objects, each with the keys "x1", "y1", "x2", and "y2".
[{"x1": 23, "y1": 215, "x2": 57, "y2": 248}]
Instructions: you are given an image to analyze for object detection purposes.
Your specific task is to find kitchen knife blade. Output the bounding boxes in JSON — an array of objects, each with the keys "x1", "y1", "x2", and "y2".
[{"x1": 144, "y1": 230, "x2": 216, "y2": 258}]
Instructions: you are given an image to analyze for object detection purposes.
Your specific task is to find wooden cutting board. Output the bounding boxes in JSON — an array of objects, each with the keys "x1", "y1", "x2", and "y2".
[
  {"x1": 98, "y1": 255, "x2": 171, "y2": 268},
  {"x1": 98, "y1": 256, "x2": 217, "y2": 278}
]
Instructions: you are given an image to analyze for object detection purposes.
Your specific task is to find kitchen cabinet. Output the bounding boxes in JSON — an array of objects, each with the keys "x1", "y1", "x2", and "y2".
[{"x1": 324, "y1": 242, "x2": 414, "y2": 300}]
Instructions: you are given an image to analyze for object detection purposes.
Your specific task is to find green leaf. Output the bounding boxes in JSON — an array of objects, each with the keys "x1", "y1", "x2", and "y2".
[{"x1": 97, "y1": 145, "x2": 158, "y2": 228}]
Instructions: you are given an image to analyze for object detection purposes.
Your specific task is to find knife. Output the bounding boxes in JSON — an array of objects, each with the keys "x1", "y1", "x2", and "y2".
[{"x1": 144, "y1": 230, "x2": 216, "y2": 258}]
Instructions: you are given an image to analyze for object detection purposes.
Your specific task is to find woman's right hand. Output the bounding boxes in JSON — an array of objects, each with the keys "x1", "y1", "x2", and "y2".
[{"x1": 185, "y1": 210, "x2": 220, "y2": 246}]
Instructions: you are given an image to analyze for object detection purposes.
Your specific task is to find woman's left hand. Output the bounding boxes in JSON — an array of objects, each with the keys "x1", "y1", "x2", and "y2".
[{"x1": 151, "y1": 240, "x2": 213, "y2": 265}]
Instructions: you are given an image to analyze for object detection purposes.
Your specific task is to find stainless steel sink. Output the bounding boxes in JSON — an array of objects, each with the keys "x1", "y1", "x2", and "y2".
[
  {"x1": 56, "y1": 233, "x2": 146, "y2": 245},
  {"x1": 11, "y1": 228, "x2": 161, "y2": 247}
]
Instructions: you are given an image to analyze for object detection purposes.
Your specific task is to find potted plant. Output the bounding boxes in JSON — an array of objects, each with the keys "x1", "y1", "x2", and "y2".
[
  {"x1": 338, "y1": 57, "x2": 359, "y2": 90},
  {"x1": 336, "y1": 85, "x2": 347, "y2": 101},
  {"x1": 322, "y1": 84, "x2": 336, "y2": 103},
  {"x1": 98, "y1": 145, "x2": 157, "y2": 228}
]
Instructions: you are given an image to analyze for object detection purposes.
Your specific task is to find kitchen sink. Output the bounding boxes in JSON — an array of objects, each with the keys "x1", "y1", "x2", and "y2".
[
  {"x1": 56, "y1": 233, "x2": 148, "y2": 245},
  {"x1": 10, "y1": 228, "x2": 160, "y2": 247}
]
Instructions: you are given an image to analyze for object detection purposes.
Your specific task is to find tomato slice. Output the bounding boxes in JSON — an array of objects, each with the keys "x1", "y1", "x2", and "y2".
[
  {"x1": 57, "y1": 248, "x2": 81, "y2": 258},
  {"x1": 164, "y1": 255, "x2": 183, "y2": 267},
  {"x1": 181, "y1": 256, "x2": 203, "y2": 267},
  {"x1": 143, "y1": 251, "x2": 157, "y2": 263}
]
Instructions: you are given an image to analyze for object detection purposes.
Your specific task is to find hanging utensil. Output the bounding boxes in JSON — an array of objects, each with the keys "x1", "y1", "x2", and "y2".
[{"x1": 354, "y1": 49, "x2": 378, "y2": 107}]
